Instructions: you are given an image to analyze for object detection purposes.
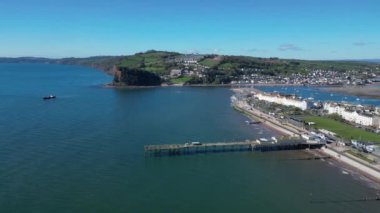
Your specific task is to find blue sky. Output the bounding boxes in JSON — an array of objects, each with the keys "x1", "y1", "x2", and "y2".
[{"x1": 0, "y1": 0, "x2": 379, "y2": 59}]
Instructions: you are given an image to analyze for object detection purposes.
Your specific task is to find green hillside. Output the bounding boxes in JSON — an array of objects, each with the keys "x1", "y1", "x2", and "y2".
[
  {"x1": 1, "y1": 50, "x2": 379, "y2": 86},
  {"x1": 118, "y1": 50, "x2": 180, "y2": 75},
  {"x1": 203, "y1": 56, "x2": 378, "y2": 75},
  {"x1": 199, "y1": 57, "x2": 221, "y2": 67}
]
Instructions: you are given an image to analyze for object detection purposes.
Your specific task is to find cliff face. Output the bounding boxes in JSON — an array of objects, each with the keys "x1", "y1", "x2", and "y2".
[{"x1": 113, "y1": 67, "x2": 162, "y2": 86}]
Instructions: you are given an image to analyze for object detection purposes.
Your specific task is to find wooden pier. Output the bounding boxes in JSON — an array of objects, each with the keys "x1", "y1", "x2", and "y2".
[{"x1": 144, "y1": 138, "x2": 325, "y2": 157}]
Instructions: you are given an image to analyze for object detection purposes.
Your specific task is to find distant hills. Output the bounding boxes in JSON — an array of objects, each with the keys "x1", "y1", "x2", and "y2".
[
  {"x1": 352, "y1": 59, "x2": 380, "y2": 64},
  {"x1": 0, "y1": 56, "x2": 124, "y2": 75},
  {"x1": 338, "y1": 59, "x2": 380, "y2": 64},
  {"x1": 1, "y1": 51, "x2": 380, "y2": 86},
  {"x1": 0, "y1": 57, "x2": 52, "y2": 64}
]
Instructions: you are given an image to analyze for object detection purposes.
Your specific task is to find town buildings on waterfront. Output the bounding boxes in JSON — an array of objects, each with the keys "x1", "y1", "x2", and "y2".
[
  {"x1": 323, "y1": 102, "x2": 380, "y2": 128},
  {"x1": 255, "y1": 92, "x2": 309, "y2": 110},
  {"x1": 244, "y1": 90, "x2": 380, "y2": 130},
  {"x1": 231, "y1": 70, "x2": 378, "y2": 86}
]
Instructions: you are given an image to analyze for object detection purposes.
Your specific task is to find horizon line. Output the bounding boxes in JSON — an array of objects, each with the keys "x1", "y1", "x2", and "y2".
[{"x1": 0, "y1": 50, "x2": 379, "y2": 62}]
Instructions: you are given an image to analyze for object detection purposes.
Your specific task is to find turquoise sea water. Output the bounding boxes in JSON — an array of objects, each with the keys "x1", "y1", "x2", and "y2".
[{"x1": 0, "y1": 64, "x2": 379, "y2": 212}]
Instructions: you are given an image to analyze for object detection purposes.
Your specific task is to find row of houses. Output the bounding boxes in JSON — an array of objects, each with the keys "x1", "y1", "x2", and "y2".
[
  {"x1": 255, "y1": 93, "x2": 309, "y2": 111},
  {"x1": 231, "y1": 70, "x2": 377, "y2": 86},
  {"x1": 323, "y1": 102, "x2": 380, "y2": 128},
  {"x1": 252, "y1": 92, "x2": 380, "y2": 129},
  {"x1": 174, "y1": 54, "x2": 205, "y2": 65}
]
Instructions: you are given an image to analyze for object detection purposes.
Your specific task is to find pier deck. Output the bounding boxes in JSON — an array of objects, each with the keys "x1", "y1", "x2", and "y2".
[{"x1": 145, "y1": 138, "x2": 325, "y2": 157}]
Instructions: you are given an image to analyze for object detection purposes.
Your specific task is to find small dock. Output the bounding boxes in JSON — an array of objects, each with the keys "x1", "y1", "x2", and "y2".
[{"x1": 144, "y1": 138, "x2": 325, "y2": 157}]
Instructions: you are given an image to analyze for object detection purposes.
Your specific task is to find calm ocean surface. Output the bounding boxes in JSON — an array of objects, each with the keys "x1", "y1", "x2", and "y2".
[{"x1": 0, "y1": 64, "x2": 379, "y2": 212}]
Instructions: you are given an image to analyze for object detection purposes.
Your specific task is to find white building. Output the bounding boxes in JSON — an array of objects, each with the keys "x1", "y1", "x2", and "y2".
[
  {"x1": 170, "y1": 69, "x2": 183, "y2": 77},
  {"x1": 324, "y1": 102, "x2": 380, "y2": 128},
  {"x1": 255, "y1": 93, "x2": 308, "y2": 110}
]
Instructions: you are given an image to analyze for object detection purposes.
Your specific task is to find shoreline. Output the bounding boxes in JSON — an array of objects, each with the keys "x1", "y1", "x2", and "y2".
[
  {"x1": 103, "y1": 83, "x2": 161, "y2": 89},
  {"x1": 103, "y1": 82, "x2": 355, "y2": 89},
  {"x1": 308, "y1": 149, "x2": 380, "y2": 187},
  {"x1": 232, "y1": 104, "x2": 298, "y2": 137},
  {"x1": 317, "y1": 148, "x2": 380, "y2": 184},
  {"x1": 231, "y1": 88, "x2": 380, "y2": 184}
]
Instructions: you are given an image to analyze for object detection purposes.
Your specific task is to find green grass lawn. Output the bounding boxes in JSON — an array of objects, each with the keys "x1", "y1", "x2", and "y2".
[
  {"x1": 118, "y1": 56, "x2": 144, "y2": 68},
  {"x1": 218, "y1": 63, "x2": 237, "y2": 70},
  {"x1": 169, "y1": 76, "x2": 192, "y2": 84},
  {"x1": 199, "y1": 58, "x2": 220, "y2": 67},
  {"x1": 304, "y1": 116, "x2": 380, "y2": 143},
  {"x1": 118, "y1": 51, "x2": 178, "y2": 75}
]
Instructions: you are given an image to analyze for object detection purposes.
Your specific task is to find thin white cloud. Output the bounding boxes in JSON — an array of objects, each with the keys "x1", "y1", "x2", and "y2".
[
  {"x1": 244, "y1": 48, "x2": 258, "y2": 52},
  {"x1": 278, "y1": 44, "x2": 303, "y2": 51},
  {"x1": 240, "y1": 48, "x2": 269, "y2": 53},
  {"x1": 352, "y1": 41, "x2": 374, "y2": 46}
]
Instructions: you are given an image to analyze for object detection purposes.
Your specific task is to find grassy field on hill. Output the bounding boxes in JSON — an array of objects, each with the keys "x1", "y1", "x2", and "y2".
[
  {"x1": 199, "y1": 58, "x2": 221, "y2": 67},
  {"x1": 169, "y1": 76, "x2": 192, "y2": 84},
  {"x1": 118, "y1": 51, "x2": 179, "y2": 75},
  {"x1": 303, "y1": 116, "x2": 380, "y2": 143}
]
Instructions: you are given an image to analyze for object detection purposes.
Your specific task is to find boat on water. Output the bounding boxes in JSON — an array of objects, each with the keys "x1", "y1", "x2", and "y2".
[
  {"x1": 245, "y1": 120, "x2": 261, "y2": 125},
  {"x1": 256, "y1": 138, "x2": 269, "y2": 143},
  {"x1": 43, "y1": 95, "x2": 56, "y2": 100},
  {"x1": 271, "y1": 137, "x2": 278, "y2": 143},
  {"x1": 191, "y1": 141, "x2": 202, "y2": 146}
]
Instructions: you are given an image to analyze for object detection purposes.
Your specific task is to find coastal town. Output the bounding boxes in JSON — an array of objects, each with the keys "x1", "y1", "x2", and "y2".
[
  {"x1": 3, "y1": 0, "x2": 380, "y2": 212},
  {"x1": 231, "y1": 70, "x2": 379, "y2": 86},
  {"x1": 165, "y1": 53, "x2": 380, "y2": 86},
  {"x1": 231, "y1": 88, "x2": 380, "y2": 181}
]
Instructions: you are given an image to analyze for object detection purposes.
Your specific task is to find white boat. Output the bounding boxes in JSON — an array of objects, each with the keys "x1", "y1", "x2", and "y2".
[
  {"x1": 259, "y1": 138, "x2": 269, "y2": 142},
  {"x1": 191, "y1": 141, "x2": 202, "y2": 145},
  {"x1": 43, "y1": 95, "x2": 56, "y2": 100},
  {"x1": 271, "y1": 137, "x2": 278, "y2": 143},
  {"x1": 256, "y1": 138, "x2": 269, "y2": 143}
]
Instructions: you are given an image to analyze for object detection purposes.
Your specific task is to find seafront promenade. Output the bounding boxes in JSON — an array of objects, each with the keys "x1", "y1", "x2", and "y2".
[{"x1": 232, "y1": 98, "x2": 306, "y2": 137}]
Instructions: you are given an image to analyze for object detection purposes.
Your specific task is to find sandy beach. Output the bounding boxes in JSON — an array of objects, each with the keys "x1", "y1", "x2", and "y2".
[{"x1": 320, "y1": 147, "x2": 380, "y2": 183}]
